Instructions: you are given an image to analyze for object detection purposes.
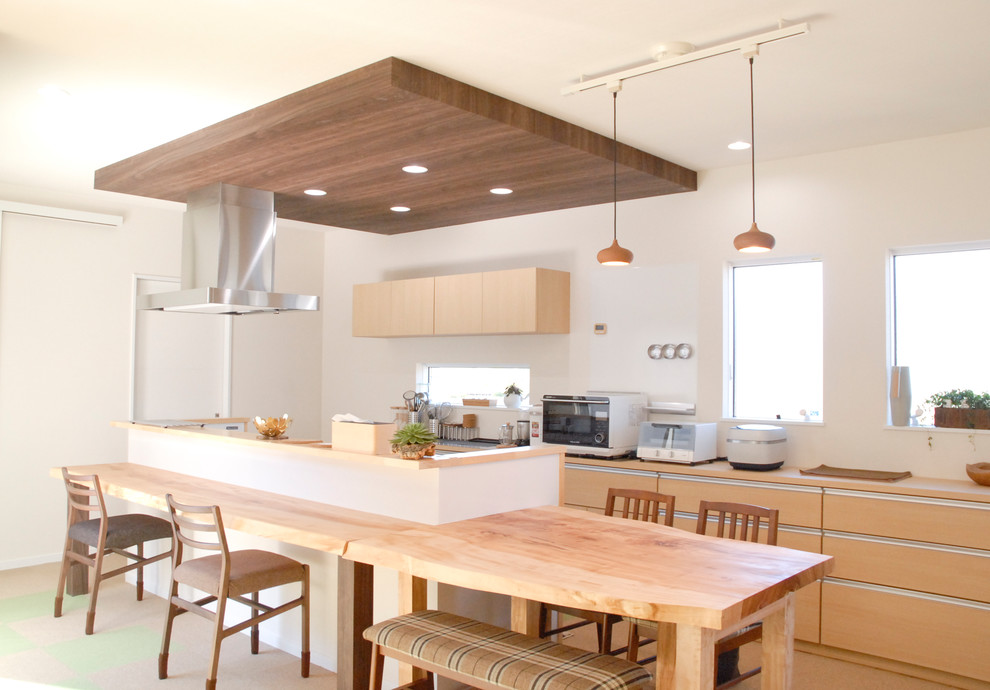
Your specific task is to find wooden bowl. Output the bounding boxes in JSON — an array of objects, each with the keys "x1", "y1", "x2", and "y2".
[{"x1": 965, "y1": 462, "x2": 990, "y2": 486}]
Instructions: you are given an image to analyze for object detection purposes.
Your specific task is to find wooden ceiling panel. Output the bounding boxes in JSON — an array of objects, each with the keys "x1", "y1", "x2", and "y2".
[{"x1": 95, "y1": 57, "x2": 697, "y2": 234}]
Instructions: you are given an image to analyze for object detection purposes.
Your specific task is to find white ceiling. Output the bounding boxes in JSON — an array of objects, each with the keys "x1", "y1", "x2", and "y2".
[{"x1": 4, "y1": 0, "x2": 990, "y2": 200}]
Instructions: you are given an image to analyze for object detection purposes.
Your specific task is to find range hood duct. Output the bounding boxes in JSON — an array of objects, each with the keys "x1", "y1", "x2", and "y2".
[{"x1": 138, "y1": 183, "x2": 320, "y2": 315}]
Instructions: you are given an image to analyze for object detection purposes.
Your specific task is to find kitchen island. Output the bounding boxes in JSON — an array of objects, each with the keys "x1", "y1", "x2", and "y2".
[
  {"x1": 111, "y1": 421, "x2": 562, "y2": 524},
  {"x1": 100, "y1": 421, "x2": 563, "y2": 686}
]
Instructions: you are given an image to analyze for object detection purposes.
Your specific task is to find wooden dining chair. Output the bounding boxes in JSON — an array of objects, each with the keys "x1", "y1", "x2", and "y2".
[
  {"x1": 538, "y1": 488, "x2": 676, "y2": 655},
  {"x1": 626, "y1": 500, "x2": 780, "y2": 689},
  {"x1": 158, "y1": 493, "x2": 310, "y2": 690},
  {"x1": 54, "y1": 467, "x2": 172, "y2": 634}
]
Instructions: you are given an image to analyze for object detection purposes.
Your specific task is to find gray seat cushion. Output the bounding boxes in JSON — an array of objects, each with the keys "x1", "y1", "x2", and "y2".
[{"x1": 67, "y1": 513, "x2": 172, "y2": 549}]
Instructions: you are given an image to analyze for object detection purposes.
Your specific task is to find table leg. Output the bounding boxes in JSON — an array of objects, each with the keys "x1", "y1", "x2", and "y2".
[
  {"x1": 509, "y1": 597, "x2": 540, "y2": 636},
  {"x1": 398, "y1": 574, "x2": 428, "y2": 685},
  {"x1": 760, "y1": 594, "x2": 795, "y2": 689},
  {"x1": 337, "y1": 557, "x2": 374, "y2": 690},
  {"x1": 662, "y1": 623, "x2": 716, "y2": 690}
]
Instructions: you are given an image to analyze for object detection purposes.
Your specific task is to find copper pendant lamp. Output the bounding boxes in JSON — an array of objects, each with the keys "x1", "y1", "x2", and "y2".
[
  {"x1": 597, "y1": 89, "x2": 633, "y2": 265},
  {"x1": 733, "y1": 56, "x2": 775, "y2": 253}
]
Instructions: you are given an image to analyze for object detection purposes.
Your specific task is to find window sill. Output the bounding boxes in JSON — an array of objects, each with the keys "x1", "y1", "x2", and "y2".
[
  {"x1": 722, "y1": 417, "x2": 825, "y2": 427},
  {"x1": 885, "y1": 424, "x2": 990, "y2": 435}
]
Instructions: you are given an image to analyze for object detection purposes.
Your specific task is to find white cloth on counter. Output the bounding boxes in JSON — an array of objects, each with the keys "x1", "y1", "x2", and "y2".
[{"x1": 331, "y1": 413, "x2": 373, "y2": 423}]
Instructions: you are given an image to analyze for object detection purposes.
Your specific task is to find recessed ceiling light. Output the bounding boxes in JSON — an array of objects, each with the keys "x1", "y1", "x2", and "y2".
[
  {"x1": 402, "y1": 165, "x2": 428, "y2": 174},
  {"x1": 391, "y1": 206, "x2": 411, "y2": 213},
  {"x1": 490, "y1": 188, "x2": 513, "y2": 195},
  {"x1": 304, "y1": 189, "x2": 327, "y2": 196},
  {"x1": 728, "y1": 141, "x2": 751, "y2": 151}
]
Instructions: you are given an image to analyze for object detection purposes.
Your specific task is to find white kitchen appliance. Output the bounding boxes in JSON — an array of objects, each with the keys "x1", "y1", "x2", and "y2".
[
  {"x1": 542, "y1": 392, "x2": 646, "y2": 458},
  {"x1": 726, "y1": 424, "x2": 787, "y2": 470},
  {"x1": 637, "y1": 422, "x2": 717, "y2": 465}
]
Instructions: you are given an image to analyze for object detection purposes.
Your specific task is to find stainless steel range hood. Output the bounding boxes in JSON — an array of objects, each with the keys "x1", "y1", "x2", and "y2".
[{"x1": 138, "y1": 183, "x2": 320, "y2": 315}]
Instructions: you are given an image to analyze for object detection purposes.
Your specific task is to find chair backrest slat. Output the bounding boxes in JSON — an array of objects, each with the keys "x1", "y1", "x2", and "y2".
[
  {"x1": 696, "y1": 500, "x2": 779, "y2": 545},
  {"x1": 61, "y1": 468, "x2": 108, "y2": 523},
  {"x1": 165, "y1": 494, "x2": 228, "y2": 556},
  {"x1": 605, "y1": 488, "x2": 676, "y2": 527}
]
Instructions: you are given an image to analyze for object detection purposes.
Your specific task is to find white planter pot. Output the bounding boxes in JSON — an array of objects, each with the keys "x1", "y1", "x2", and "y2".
[{"x1": 504, "y1": 394, "x2": 521, "y2": 409}]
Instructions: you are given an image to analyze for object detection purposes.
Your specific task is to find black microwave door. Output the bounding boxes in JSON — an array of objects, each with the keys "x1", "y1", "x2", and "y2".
[{"x1": 543, "y1": 401, "x2": 608, "y2": 447}]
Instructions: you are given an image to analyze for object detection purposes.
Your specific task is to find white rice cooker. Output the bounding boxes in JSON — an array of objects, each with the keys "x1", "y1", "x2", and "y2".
[{"x1": 726, "y1": 424, "x2": 787, "y2": 471}]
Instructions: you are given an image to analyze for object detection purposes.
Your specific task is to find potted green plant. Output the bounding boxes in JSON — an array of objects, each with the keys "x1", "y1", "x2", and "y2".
[
  {"x1": 389, "y1": 422, "x2": 438, "y2": 459},
  {"x1": 927, "y1": 389, "x2": 990, "y2": 429},
  {"x1": 503, "y1": 383, "x2": 523, "y2": 409}
]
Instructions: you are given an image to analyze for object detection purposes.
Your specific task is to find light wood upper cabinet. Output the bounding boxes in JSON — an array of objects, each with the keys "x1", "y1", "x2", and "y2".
[
  {"x1": 390, "y1": 277, "x2": 435, "y2": 336},
  {"x1": 352, "y1": 281, "x2": 392, "y2": 337},
  {"x1": 483, "y1": 268, "x2": 569, "y2": 334},
  {"x1": 353, "y1": 268, "x2": 569, "y2": 337},
  {"x1": 434, "y1": 273, "x2": 483, "y2": 335},
  {"x1": 352, "y1": 277, "x2": 434, "y2": 337}
]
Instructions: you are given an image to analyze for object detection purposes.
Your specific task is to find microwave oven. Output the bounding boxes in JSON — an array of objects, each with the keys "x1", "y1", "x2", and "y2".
[{"x1": 542, "y1": 393, "x2": 646, "y2": 458}]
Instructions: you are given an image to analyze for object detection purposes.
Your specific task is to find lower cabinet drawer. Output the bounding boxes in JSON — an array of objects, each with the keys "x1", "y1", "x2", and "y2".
[
  {"x1": 659, "y1": 475, "x2": 822, "y2": 529},
  {"x1": 563, "y1": 465, "x2": 658, "y2": 511},
  {"x1": 821, "y1": 580, "x2": 990, "y2": 681},
  {"x1": 824, "y1": 533, "x2": 990, "y2": 602},
  {"x1": 793, "y1": 581, "x2": 821, "y2": 644}
]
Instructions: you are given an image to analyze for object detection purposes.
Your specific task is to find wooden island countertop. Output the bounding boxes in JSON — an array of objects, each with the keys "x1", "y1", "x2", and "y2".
[{"x1": 112, "y1": 420, "x2": 561, "y2": 470}]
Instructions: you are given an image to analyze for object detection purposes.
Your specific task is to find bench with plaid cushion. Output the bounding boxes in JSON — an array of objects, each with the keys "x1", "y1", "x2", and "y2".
[{"x1": 364, "y1": 609, "x2": 653, "y2": 690}]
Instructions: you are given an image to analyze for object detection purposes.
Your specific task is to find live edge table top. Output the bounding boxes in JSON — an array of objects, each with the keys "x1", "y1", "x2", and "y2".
[
  {"x1": 344, "y1": 504, "x2": 834, "y2": 631},
  {"x1": 54, "y1": 462, "x2": 423, "y2": 555}
]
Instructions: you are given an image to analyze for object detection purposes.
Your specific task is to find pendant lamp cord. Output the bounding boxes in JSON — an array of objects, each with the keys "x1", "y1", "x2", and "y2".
[
  {"x1": 749, "y1": 57, "x2": 756, "y2": 225},
  {"x1": 612, "y1": 90, "x2": 618, "y2": 242}
]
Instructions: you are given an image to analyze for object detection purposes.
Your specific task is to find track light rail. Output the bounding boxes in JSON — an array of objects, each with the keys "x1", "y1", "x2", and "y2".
[{"x1": 561, "y1": 22, "x2": 809, "y2": 95}]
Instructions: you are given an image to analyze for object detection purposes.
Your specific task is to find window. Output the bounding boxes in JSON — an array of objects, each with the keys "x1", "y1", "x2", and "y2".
[
  {"x1": 423, "y1": 365, "x2": 530, "y2": 406},
  {"x1": 892, "y1": 247, "x2": 990, "y2": 425},
  {"x1": 730, "y1": 260, "x2": 823, "y2": 421}
]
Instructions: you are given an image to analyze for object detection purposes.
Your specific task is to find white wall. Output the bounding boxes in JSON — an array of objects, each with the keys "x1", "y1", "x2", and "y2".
[
  {"x1": 4, "y1": 125, "x2": 988, "y2": 568},
  {"x1": 0, "y1": 185, "x2": 324, "y2": 568},
  {"x1": 322, "y1": 126, "x2": 990, "y2": 481}
]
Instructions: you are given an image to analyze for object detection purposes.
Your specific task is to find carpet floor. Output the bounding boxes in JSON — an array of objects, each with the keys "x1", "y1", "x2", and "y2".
[
  {"x1": 1, "y1": 562, "x2": 959, "y2": 689},
  {"x1": 0, "y1": 561, "x2": 335, "y2": 689}
]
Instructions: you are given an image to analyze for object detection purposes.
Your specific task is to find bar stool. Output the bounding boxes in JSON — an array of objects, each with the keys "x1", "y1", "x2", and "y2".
[
  {"x1": 538, "y1": 488, "x2": 676, "y2": 654},
  {"x1": 158, "y1": 493, "x2": 310, "y2": 690},
  {"x1": 54, "y1": 467, "x2": 172, "y2": 634}
]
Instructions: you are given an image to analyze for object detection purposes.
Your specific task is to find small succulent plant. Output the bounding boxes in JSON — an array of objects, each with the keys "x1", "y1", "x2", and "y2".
[{"x1": 389, "y1": 422, "x2": 437, "y2": 446}]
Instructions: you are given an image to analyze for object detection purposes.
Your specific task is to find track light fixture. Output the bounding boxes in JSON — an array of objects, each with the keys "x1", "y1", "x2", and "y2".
[
  {"x1": 597, "y1": 87, "x2": 634, "y2": 266},
  {"x1": 733, "y1": 53, "x2": 776, "y2": 253}
]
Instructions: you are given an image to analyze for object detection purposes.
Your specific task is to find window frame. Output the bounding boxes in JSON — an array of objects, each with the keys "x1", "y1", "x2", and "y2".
[
  {"x1": 417, "y1": 363, "x2": 532, "y2": 408},
  {"x1": 888, "y1": 240, "x2": 990, "y2": 428},
  {"x1": 726, "y1": 255, "x2": 824, "y2": 423}
]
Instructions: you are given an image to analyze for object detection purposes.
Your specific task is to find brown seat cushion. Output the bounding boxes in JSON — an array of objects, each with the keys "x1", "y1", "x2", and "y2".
[
  {"x1": 173, "y1": 549, "x2": 305, "y2": 597},
  {"x1": 67, "y1": 513, "x2": 172, "y2": 549}
]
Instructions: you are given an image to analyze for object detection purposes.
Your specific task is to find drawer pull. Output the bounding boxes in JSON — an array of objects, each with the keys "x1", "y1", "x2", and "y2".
[
  {"x1": 824, "y1": 578, "x2": 990, "y2": 611},
  {"x1": 825, "y1": 530, "x2": 990, "y2": 558},
  {"x1": 564, "y1": 463, "x2": 657, "y2": 478},
  {"x1": 660, "y1": 473, "x2": 821, "y2": 494},
  {"x1": 825, "y1": 488, "x2": 990, "y2": 511}
]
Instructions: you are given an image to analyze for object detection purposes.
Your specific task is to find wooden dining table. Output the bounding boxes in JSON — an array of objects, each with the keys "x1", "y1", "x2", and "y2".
[{"x1": 343, "y1": 504, "x2": 834, "y2": 690}]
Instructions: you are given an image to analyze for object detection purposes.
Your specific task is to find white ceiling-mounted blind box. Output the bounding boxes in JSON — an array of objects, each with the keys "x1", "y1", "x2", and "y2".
[
  {"x1": 726, "y1": 424, "x2": 787, "y2": 471},
  {"x1": 137, "y1": 183, "x2": 320, "y2": 315}
]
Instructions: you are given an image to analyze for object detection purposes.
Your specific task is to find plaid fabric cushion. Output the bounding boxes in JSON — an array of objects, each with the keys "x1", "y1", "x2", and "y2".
[{"x1": 364, "y1": 610, "x2": 653, "y2": 690}]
